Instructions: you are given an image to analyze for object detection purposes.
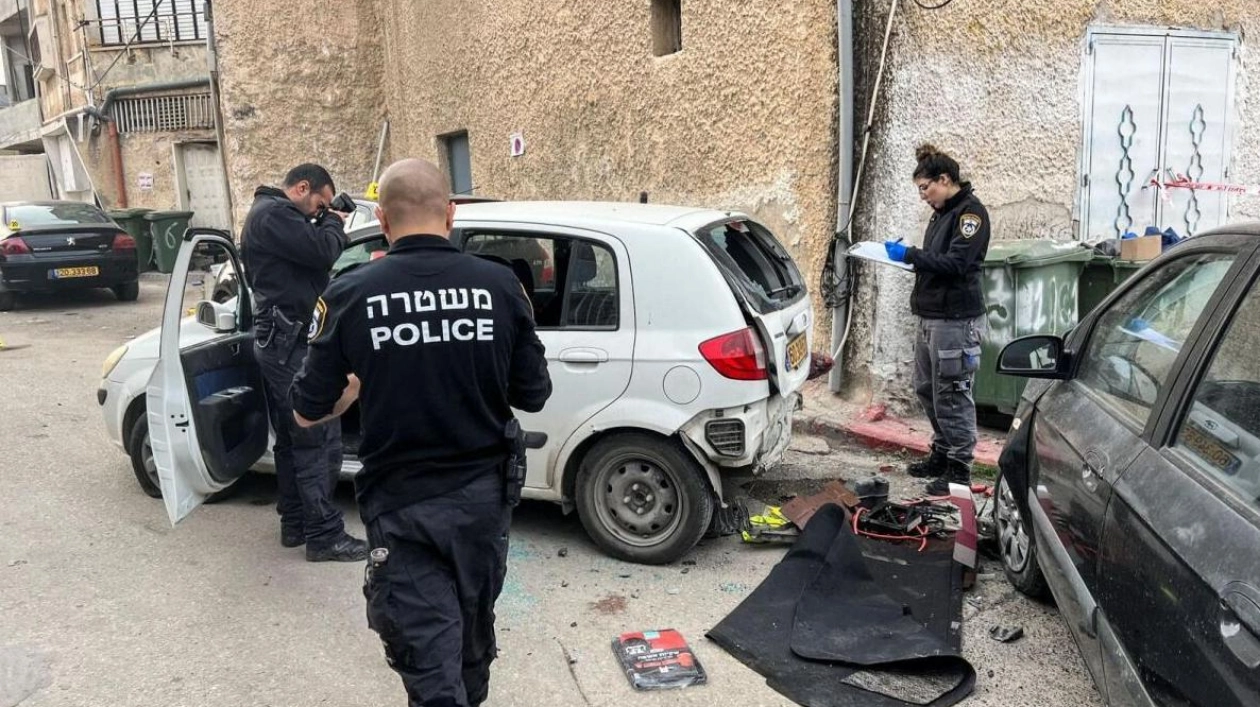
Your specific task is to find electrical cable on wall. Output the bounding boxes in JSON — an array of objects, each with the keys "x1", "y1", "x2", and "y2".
[
  {"x1": 820, "y1": 0, "x2": 902, "y2": 360},
  {"x1": 912, "y1": 0, "x2": 956, "y2": 9}
]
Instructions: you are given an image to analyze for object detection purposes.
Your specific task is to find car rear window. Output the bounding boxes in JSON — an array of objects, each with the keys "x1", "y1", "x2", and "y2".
[
  {"x1": 7, "y1": 203, "x2": 111, "y2": 227},
  {"x1": 694, "y1": 219, "x2": 805, "y2": 313}
]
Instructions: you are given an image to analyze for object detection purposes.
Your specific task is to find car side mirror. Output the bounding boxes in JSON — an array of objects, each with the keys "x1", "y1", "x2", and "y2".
[
  {"x1": 196, "y1": 300, "x2": 237, "y2": 334},
  {"x1": 998, "y1": 335, "x2": 1070, "y2": 379}
]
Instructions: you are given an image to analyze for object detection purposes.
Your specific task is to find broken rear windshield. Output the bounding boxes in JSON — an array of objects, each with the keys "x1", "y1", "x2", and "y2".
[{"x1": 694, "y1": 219, "x2": 805, "y2": 313}]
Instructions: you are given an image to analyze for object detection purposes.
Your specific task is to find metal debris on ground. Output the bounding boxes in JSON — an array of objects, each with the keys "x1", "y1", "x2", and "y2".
[
  {"x1": 989, "y1": 626, "x2": 1025, "y2": 643},
  {"x1": 781, "y1": 480, "x2": 861, "y2": 529}
]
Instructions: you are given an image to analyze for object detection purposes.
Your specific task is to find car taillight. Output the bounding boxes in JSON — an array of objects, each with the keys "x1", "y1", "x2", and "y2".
[
  {"x1": 0, "y1": 237, "x2": 31, "y2": 257},
  {"x1": 699, "y1": 327, "x2": 768, "y2": 381},
  {"x1": 112, "y1": 232, "x2": 136, "y2": 252}
]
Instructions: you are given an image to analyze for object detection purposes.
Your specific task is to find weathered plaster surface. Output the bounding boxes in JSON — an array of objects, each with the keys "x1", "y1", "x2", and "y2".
[
  {"x1": 847, "y1": 0, "x2": 1260, "y2": 410},
  {"x1": 214, "y1": 0, "x2": 385, "y2": 226}
]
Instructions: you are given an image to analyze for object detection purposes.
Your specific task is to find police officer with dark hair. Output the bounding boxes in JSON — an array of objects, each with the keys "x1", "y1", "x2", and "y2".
[
  {"x1": 290, "y1": 158, "x2": 551, "y2": 707},
  {"x1": 884, "y1": 144, "x2": 991, "y2": 496},
  {"x1": 241, "y1": 162, "x2": 368, "y2": 562}
]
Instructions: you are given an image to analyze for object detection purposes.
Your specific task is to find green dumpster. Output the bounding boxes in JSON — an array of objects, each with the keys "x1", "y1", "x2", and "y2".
[
  {"x1": 975, "y1": 240, "x2": 1094, "y2": 413},
  {"x1": 1078, "y1": 255, "x2": 1146, "y2": 320},
  {"x1": 144, "y1": 211, "x2": 195, "y2": 274},
  {"x1": 107, "y1": 208, "x2": 154, "y2": 271}
]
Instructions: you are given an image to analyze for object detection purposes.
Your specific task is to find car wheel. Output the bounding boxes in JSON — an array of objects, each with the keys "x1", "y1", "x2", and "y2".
[
  {"x1": 112, "y1": 281, "x2": 140, "y2": 302},
  {"x1": 127, "y1": 414, "x2": 241, "y2": 503},
  {"x1": 128, "y1": 416, "x2": 163, "y2": 498},
  {"x1": 575, "y1": 433, "x2": 715, "y2": 565},
  {"x1": 994, "y1": 472, "x2": 1050, "y2": 600},
  {"x1": 0, "y1": 290, "x2": 15, "y2": 312}
]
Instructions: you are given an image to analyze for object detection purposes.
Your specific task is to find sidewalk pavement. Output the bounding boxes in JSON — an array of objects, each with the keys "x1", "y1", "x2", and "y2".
[{"x1": 795, "y1": 379, "x2": 1005, "y2": 469}]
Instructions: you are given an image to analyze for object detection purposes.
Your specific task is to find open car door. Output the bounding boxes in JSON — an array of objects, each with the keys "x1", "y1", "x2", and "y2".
[{"x1": 146, "y1": 229, "x2": 269, "y2": 524}]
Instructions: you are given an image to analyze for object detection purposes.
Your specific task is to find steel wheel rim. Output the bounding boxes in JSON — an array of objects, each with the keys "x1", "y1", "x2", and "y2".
[
  {"x1": 142, "y1": 434, "x2": 159, "y2": 489},
  {"x1": 996, "y1": 476, "x2": 1031, "y2": 573},
  {"x1": 593, "y1": 454, "x2": 684, "y2": 548}
]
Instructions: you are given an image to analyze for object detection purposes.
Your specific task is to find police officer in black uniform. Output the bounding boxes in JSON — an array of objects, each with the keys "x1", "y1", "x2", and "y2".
[
  {"x1": 884, "y1": 145, "x2": 991, "y2": 496},
  {"x1": 240, "y1": 163, "x2": 368, "y2": 562},
  {"x1": 290, "y1": 158, "x2": 552, "y2": 707}
]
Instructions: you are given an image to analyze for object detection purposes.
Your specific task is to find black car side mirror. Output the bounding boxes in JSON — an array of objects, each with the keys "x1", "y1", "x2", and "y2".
[{"x1": 998, "y1": 335, "x2": 1071, "y2": 379}]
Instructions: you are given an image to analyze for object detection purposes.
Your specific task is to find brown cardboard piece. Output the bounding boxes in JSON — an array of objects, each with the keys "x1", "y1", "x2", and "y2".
[{"x1": 1120, "y1": 235, "x2": 1162, "y2": 261}]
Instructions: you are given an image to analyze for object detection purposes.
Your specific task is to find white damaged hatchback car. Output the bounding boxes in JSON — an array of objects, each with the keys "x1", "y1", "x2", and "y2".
[{"x1": 98, "y1": 201, "x2": 813, "y2": 564}]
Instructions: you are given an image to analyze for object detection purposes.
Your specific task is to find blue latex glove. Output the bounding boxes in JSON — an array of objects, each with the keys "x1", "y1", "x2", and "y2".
[{"x1": 885, "y1": 240, "x2": 908, "y2": 263}]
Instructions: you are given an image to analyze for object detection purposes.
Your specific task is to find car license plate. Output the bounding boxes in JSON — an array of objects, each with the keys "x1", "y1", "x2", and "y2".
[
  {"x1": 52, "y1": 266, "x2": 99, "y2": 279},
  {"x1": 1181, "y1": 421, "x2": 1243, "y2": 475},
  {"x1": 787, "y1": 333, "x2": 808, "y2": 371}
]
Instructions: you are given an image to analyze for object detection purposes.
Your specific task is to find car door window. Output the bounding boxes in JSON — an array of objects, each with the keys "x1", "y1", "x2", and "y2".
[
  {"x1": 1172, "y1": 284, "x2": 1260, "y2": 507},
  {"x1": 1077, "y1": 253, "x2": 1235, "y2": 426},
  {"x1": 464, "y1": 233, "x2": 618, "y2": 330}
]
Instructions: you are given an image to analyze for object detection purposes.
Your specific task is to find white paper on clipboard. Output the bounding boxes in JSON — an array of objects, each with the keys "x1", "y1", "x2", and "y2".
[{"x1": 846, "y1": 241, "x2": 915, "y2": 272}]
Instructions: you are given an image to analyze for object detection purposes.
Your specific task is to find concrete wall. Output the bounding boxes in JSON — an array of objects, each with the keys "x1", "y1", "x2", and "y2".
[
  {"x1": 213, "y1": 0, "x2": 385, "y2": 229},
  {"x1": 0, "y1": 153, "x2": 51, "y2": 200},
  {"x1": 844, "y1": 0, "x2": 1260, "y2": 411},
  {"x1": 377, "y1": 0, "x2": 839, "y2": 332}
]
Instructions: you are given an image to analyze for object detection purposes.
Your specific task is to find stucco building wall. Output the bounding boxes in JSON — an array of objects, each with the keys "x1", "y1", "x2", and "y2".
[{"x1": 844, "y1": 0, "x2": 1260, "y2": 410}]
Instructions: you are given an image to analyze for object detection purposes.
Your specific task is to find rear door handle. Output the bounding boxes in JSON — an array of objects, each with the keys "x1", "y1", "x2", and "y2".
[
  {"x1": 559, "y1": 348, "x2": 608, "y2": 364},
  {"x1": 1220, "y1": 582, "x2": 1260, "y2": 668}
]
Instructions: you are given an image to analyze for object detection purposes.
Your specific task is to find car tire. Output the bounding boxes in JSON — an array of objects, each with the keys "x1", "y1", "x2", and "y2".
[
  {"x1": 128, "y1": 416, "x2": 163, "y2": 498},
  {"x1": 0, "y1": 290, "x2": 15, "y2": 312},
  {"x1": 994, "y1": 472, "x2": 1051, "y2": 600},
  {"x1": 127, "y1": 414, "x2": 241, "y2": 503},
  {"x1": 112, "y1": 281, "x2": 140, "y2": 302},
  {"x1": 575, "y1": 433, "x2": 715, "y2": 565}
]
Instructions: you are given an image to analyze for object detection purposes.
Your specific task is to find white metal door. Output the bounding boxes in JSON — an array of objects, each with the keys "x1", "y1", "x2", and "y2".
[
  {"x1": 1080, "y1": 29, "x2": 1237, "y2": 241},
  {"x1": 1159, "y1": 37, "x2": 1235, "y2": 236},
  {"x1": 179, "y1": 143, "x2": 231, "y2": 230},
  {"x1": 1081, "y1": 34, "x2": 1165, "y2": 241}
]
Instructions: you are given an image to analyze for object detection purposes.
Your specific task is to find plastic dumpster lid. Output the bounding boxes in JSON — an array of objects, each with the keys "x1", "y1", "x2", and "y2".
[
  {"x1": 142, "y1": 210, "x2": 195, "y2": 220},
  {"x1": 107, "y1": 207, "x2": 154, "y2": 217},
  {"x1": 982, "y1": 239, "x2": 1094, "y2": 268}
]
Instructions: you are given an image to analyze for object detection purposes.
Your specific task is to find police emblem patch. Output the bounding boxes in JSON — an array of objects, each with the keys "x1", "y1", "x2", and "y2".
[
  {"x1": 960, "y1": 213, "x2": 982, "y2": 239},
  {"x1": 308, "y1": 298, "x2": 328, "y2": 341}
]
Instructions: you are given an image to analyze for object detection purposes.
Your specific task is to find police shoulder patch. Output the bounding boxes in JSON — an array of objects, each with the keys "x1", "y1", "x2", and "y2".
[
  {"x1": 959, "y1": 213, "x2": 983, "y2": 239},
  {"x1": 308, "y1": 297, "x2": 328, "y2": 341}
]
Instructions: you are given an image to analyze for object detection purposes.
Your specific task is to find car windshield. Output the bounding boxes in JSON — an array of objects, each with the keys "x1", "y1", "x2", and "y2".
[
  {"x1": 693, "y1": 219, "x2": 805, "y2": 313},
  {"x1": 6, "y1": 203, "x2": 111, "y2": 227}
]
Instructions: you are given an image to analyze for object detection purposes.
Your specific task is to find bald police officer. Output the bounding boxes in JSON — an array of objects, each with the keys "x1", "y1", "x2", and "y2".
[{"x1": 290, "y1": 158, "x2": 551, "y2": 707}]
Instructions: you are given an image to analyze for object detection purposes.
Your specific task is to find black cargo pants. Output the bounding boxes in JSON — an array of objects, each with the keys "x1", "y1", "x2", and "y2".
[
  {"x1": 363, "y1": 471, "x2": 511, "y2": 707},
  {"x1": 254, "y1": 311, "x2": 346, "y2": 547},
  {"x1": 913, "y1": 315, "x2": 986, "y2": 466}
]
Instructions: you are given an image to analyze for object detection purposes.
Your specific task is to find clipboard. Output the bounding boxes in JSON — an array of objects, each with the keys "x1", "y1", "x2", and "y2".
[{"x1": 847, "y1": 241, "x2": 914, "y2": 272}]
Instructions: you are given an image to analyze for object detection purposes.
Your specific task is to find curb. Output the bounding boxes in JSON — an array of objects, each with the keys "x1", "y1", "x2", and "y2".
[{"x1": 793, "y1": 413, "x2": 1003, "y2": 469}]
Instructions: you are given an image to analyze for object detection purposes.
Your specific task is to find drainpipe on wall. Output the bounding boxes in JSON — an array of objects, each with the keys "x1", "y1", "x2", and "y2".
[
  {"x1": 204, "y1": 0, "x2": 236, "y2": 235},
  {"x1": 829, "y1": 0, "x2": 856, "y2": 393},
  {"x1": 86, "y1": 78, "x2": 212, "y2": 209},
  {"x1": 108, "y1": 120, "x2": 127, "y2": 207}
]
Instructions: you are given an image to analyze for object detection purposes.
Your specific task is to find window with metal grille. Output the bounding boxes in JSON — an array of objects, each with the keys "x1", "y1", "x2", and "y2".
[
  {"x1": 94, "y1": 0, "x2": 207, "y2": 45},
  {"x1": 115, "y1": 93, "x2": 215, "y2": 133}
]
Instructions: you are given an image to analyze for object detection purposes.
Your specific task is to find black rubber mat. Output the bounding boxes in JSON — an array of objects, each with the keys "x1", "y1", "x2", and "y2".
[{"x1": 707, "y1": 504, "x2": 975, "y2": 707}]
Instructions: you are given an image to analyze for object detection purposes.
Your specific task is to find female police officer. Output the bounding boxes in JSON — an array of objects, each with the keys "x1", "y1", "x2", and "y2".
[{"x1": 883, "y1": 145, "x2": 990, "y2": 496}]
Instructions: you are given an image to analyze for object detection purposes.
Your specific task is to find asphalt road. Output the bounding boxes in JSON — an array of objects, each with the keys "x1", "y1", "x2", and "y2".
[{"x1": 0, "y1": 278, "x2": 1103, "y2": 706}]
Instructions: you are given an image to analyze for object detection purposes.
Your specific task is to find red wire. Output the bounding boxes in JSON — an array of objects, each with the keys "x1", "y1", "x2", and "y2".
[{"x1": 852, "y1": 507, "x2": 930, "y2": 552}]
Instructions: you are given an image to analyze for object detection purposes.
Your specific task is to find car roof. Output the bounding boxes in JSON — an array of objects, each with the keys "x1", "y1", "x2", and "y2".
[
  {"x1": 1, "y1": 200, "x2": 105, "y2": 208},
  {"x1": 453, "y1": 200, "x2": 743, "y2": 233}
]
